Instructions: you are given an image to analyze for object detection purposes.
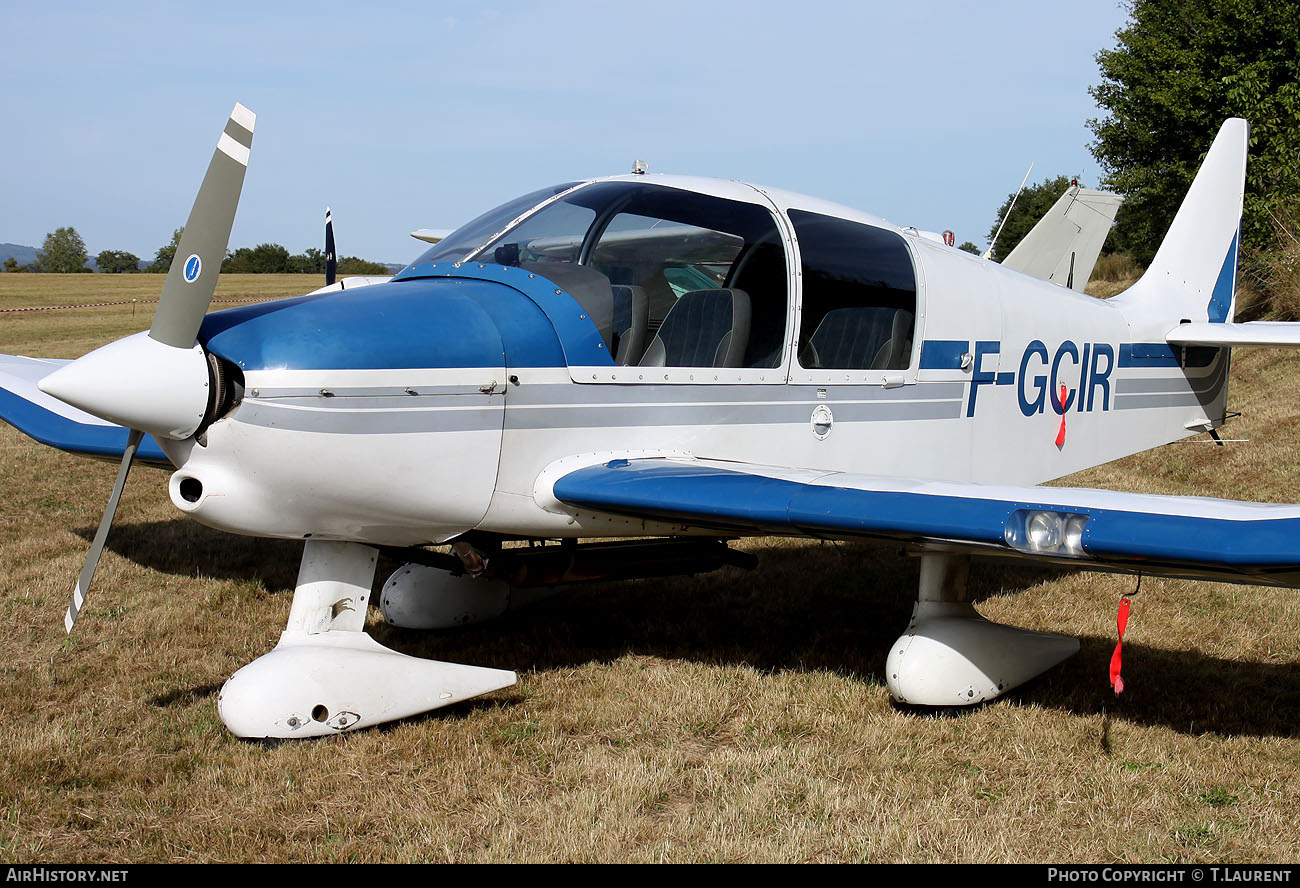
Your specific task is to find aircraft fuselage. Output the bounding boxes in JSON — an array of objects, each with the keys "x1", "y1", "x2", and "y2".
[{"x1": 158, "y1": 174, "x2": 1229, "y2": 547}]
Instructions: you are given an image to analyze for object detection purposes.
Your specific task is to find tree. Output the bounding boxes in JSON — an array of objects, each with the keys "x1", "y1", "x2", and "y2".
[
  {"x1": 985, "y1": 175, "x2": 1076, "y2": 262},
  {"x1": 216, "y1": 243, "x2": 387, "y2": 274},
  {"x1": 292, "y1": 247, "x2": 326, "y2": 274},
  {"x1": 1089, "y1": 0, "x2": 1300, "y2": 265},
  {"x1": 222, "y1": 243, "x2": 293, "y2": 273},
  {"x1": 149, "y1": 227, "x2": 184, "y2": 272},
  {"x1": 34, "y1": 227, "x2": 89, "y2": 273},
  {"x1": 3, "y1": 257, "x2": 20, "y2": 273},
  {"x1": 957, "y1": 241, "x2": 980, "y2": 255},
  {"x1": 96, "y1": 250, "x2": 141, "y2": 273},
  {"x1": 336, "y1": 256, "x2": 389, "y2": 275}
]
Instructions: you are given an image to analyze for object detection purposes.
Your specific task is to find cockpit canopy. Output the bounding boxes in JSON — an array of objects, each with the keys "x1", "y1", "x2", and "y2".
[{"x1": 406, "y1": 179, "x2": 918, "y2": 374}]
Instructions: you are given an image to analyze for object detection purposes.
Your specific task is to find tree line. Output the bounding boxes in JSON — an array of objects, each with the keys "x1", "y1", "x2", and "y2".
[
  {"x1": 3, "y1": 226, "x2": 388, "y2": 275},
  {"x1": 984, "y1": 0, "x2": 1299, "y2": 316}
]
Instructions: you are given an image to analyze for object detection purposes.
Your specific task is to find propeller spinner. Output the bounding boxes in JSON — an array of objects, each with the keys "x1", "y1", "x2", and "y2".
[{"x1": 38, "y1": 102, "x2": 255, "y2": 632}]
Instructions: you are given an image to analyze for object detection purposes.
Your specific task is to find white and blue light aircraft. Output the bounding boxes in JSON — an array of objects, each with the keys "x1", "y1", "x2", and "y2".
[{"x1": 1, "y1": 106, "x2": 1295, "y2": 738}]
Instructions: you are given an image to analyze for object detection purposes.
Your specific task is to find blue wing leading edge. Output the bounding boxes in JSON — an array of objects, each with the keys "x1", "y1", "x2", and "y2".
[
  {"x1": 554, "y1": 457, "x2": 1300, "y2": 587},
  {"x1": 0, "y1": 355, "x2": 169, "y2": 465}
]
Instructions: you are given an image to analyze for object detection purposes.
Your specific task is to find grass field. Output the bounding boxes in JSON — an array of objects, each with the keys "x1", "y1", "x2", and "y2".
[{"x1": 0, "y1": 274, "x2": 1297, "y2": 862}]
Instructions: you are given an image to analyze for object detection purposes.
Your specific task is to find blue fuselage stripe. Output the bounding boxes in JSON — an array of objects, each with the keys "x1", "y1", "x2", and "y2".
[
  {"x1": 1119, "y1": 343, "x2": 1181, "y2": 368},
  {"x1": 920, "y1": 340, "x2": 968, "y2": 369}
]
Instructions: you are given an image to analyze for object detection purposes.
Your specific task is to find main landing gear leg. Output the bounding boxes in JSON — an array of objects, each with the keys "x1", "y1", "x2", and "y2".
[
  {"x1": 885, "y1": 553, "x2": 1078, "y2": 706},
  {"x1": 218, "y1": 540, "x2": 516, "y2": 738}
]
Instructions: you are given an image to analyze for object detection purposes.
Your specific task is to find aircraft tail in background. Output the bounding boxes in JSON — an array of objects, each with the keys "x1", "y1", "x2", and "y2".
[{"x1": 1002, "y1": 185, "x2": 1123, "y2": 292}]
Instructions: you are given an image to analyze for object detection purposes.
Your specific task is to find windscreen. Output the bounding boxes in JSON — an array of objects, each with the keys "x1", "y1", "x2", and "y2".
[{"x1": 408, "y1": 183, "x2": 579, "y2": 265}]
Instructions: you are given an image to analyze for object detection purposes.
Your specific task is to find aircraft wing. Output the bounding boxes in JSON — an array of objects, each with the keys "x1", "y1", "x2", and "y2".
[
  {"x1": 0, "y1": 355, "x2": 169, "y2": 465},
  {"x1": 552, "y1": 457, "x2": 1300, "y2": 587}
]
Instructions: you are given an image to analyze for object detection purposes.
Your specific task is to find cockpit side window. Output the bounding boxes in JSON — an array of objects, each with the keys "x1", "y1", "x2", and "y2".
[
  {"x1": 587, "y1": 189, "x2": 787, "y2": 368},
  {"x1": 472, "y1": 182, "x2": 789, "y2": 370},
  {"x1": 789, "y1": 210, "x2": 916, "y2": 371}
]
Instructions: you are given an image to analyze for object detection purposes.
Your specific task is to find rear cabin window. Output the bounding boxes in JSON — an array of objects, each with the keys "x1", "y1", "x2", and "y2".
[{"x1": 789, "y1": 210, "x2": 917, "y2": 371}]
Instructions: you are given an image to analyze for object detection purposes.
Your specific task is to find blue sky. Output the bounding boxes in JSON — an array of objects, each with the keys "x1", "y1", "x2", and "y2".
[{"x1": 3, "y1": 1, "x2": 1131, "y2": 265}]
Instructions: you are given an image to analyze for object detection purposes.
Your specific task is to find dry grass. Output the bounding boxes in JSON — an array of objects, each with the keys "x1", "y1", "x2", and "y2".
[
  {"x1": 0, "y1": 274, "x2": 1297, "y2": 862},
  {"x1": 1240, "y1": 203, "x2": 1300, "y2": 322},
  {"x1": 0, "y1": 274, "x2": 311, "y2": 357},
  {"x1": 1090, "y1": 253, "x2": 1143, "y2": 284},
  {"x1": 1085, "y1": 265, "x2": 1139, "y2": 301}
]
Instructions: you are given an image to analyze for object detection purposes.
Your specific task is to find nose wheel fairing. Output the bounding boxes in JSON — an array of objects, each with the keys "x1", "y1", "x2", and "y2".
[{"x1": 219, "y1": 540, "x2": 516, "y2": 739}]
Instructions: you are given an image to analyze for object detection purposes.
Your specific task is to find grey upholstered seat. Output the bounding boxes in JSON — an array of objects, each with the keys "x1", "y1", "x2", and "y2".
[
  {"x1": 639, "y1": 288, "x2": 751, "y2": 368},
  {"x1": 520, "y1": 262, "x2": 616, "y2": 349},
  {"x1": 806, "y1": 306, "x2": 913, "y2": 370},
  {"x1": 611, "y1": 285, "x2": 650, "y2": 365}
]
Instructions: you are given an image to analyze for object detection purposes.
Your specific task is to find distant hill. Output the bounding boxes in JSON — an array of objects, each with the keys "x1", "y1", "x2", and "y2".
[
  {"x1": 0, "y1": 242, "x2": 104, "y2": 271},
  {"x1": 0, "y1": 243, "x2": 39, "y2": 268}
]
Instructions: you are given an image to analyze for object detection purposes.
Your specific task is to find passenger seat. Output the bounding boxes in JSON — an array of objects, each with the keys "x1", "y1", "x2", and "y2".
[
  {"x1": 639, "y1": 288, "x2": 751, "y2": 368},
  {"x1": 611, "y1": 285, "x2": 649, "y2": 365},
  {"x1": 806, "y1": 306, "x2": 913, "y2": 370}
]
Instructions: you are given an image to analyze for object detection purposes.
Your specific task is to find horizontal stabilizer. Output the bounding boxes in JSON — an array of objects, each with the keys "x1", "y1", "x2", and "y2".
[
  {"x1": 553, "y1": 457, "x2": 1300, "y2": 587},
  {"x1": 1167, "y1": 321, "x2": 1300, "y2": 348},
  {"x1": 0, "y1": 355, "x2": 169, "y2": 464}
]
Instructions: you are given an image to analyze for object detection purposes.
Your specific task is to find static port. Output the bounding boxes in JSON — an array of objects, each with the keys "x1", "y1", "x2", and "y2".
[{"x1": 178, "y1": 477, "x2": 203, "y2": 503}]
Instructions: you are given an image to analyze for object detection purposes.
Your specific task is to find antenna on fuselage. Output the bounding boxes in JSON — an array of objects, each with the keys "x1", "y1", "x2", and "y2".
[{"x1": 983, "y1": 162, "x2": 1034, "y2": 261}]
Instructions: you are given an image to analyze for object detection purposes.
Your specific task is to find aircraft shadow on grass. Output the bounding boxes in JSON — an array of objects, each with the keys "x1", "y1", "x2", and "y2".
[{"x1": 89, "y1": 523, "x2": 1300, "y2": 740}]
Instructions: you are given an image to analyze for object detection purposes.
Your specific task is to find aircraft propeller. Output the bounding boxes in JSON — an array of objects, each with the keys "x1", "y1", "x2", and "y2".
[
  {"x1": 325, "y1": 207, "x2": 337, "y2": 286},
  {"x1": 38, "y1": 103, "x2": 256, "y2": 632}
]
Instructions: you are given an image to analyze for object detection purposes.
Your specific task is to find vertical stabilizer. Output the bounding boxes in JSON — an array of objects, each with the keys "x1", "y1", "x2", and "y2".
[{"x1": 1110, "y1": 118, "x2": 1247, "y2": 338}]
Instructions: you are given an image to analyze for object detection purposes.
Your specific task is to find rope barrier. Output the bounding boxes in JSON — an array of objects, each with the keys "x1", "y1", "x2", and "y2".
[{"x1": 0, "y1": 297, "x2": 278, "y2": 313}]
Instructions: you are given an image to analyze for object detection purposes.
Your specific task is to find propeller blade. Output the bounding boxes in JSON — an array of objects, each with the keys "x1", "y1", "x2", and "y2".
[
  {"x1": 325, "y1": 207, "x2": 337, "y2": 286},
  {"x1": 40, "y1": 103, "x2": 254, "y2": 439},
  {"x1": 150, "y1": 103, "x2": 256, "y2": 349},
  {"x1": 65, "y1": 429, "x2": 144, "y2": 633}
]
